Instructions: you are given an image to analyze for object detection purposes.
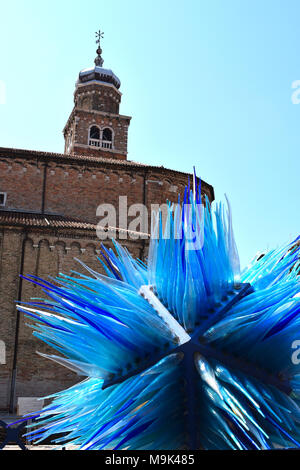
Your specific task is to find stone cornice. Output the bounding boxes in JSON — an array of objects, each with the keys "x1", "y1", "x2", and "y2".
[
  {"x1": 63, "y1": 107, "x2": 131, "y2": 135},
  {"x1": 75, "y1": 80, "x2": 123, "y2": 96},
  {"x1": 73, "y1": 143, "x2": 127, "y2": 156}
]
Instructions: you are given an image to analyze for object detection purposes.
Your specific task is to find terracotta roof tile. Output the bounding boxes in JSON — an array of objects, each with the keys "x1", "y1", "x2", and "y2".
[
  {"x1": 0, "y1": 210, "x2": 150, "y2": 238},
  {"x1": 0, "y1": 211, "x2": 96, "y2": 230}
]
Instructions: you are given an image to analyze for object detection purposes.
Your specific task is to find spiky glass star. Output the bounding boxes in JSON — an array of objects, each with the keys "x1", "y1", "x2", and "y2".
[{"x1": 17, "y1": 179, "x2": 300, "y2": 450}]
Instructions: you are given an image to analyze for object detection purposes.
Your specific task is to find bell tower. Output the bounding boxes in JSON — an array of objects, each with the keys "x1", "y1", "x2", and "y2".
[{"x1": 63, "y1": 31, "x2": 131, "y2": 160}]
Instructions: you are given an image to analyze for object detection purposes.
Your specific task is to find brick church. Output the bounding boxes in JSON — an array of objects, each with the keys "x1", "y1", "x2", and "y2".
[{"x1": 0, "y1": 35, "x2": 214, "y2": 414}]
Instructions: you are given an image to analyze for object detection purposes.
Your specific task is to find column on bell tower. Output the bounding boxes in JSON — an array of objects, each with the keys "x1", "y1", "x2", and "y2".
[{"x1": 63, "y1": 31, "x2": 131, "y2": 160}]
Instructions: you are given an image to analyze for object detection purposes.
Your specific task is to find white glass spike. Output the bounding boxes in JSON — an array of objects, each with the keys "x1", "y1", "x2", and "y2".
[{"x1": 139, "y1": 285, "x2": 191, "y2": 345}]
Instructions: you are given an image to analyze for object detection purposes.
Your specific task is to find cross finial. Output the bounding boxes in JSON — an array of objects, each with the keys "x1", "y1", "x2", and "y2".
[
  {"x1": 94, "y1": 29, "x2": 104, "y2": 67},
  {"x1": 95, "y1": 30, "x2": 104, "y2": 47}
]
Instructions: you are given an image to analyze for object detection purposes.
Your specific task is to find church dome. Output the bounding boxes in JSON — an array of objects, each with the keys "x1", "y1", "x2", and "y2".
[
  {"x1": 78, "y1": 66, "x2": 121, "y2": 89},
  {"x1": 77, "y1": 30, "x2": 121, "y2": 90}
]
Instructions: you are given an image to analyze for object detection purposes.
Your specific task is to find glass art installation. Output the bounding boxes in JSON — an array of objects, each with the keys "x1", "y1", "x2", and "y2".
[{"x1": 14, "y1": 176, "x2": 300, "y2": 450}]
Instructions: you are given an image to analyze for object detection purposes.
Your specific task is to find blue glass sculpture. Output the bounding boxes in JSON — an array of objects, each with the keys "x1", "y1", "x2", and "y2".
[{"x1": 15, "y1": 176, "x2": 300, "y2": 450}]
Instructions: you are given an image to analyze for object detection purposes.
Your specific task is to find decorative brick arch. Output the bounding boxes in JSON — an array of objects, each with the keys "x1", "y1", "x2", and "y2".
[
  {"x1": 101, "y1": 126, "x2": 115, "y2": 147},
  {"x1": 88, "y1": 124, "x2": 101, "y2": 145}
]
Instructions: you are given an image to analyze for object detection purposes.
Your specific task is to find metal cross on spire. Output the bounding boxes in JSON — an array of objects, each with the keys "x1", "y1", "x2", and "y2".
[
  {"x1": 95, "y1": 29, "x2": 104, "y2": 47},
  {"x1": 94, "y1": 29, "x2": 104, "y2": 67}
]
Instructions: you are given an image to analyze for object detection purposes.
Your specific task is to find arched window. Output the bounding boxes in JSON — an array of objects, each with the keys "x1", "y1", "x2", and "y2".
[
  {"x1": 101, "y1": 128, "x2": 113, "y2": 149},
  {"x1": 89, "y1": 126, "x2": 101, "y2": 147}
]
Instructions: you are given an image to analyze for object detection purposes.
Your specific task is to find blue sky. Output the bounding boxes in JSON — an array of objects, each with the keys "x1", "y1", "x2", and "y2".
[{"x1": 0, "y1": 0, "x2": 299, "y2": 268}]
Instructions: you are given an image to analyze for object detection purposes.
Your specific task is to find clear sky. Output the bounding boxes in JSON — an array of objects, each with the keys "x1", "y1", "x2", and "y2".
[{"x1": 0, "y1": 0, "x2": 299, "y2": 268}]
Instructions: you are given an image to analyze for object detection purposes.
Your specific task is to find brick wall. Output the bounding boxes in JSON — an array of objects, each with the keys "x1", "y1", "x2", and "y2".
[
  {"x1": 0, "y1": 226, "x2": 146, "y2": 411},
  {"x1": 0, "y1": 228, "x2": 24, "y2": 411},
  {"x1": 0, "y1": 159, "x2": 44, "y2": 213},
  {"x1": 63, "y1": 81, "x2": 129, "y2": 159},
  {"x1": 75, "y1": 83, "x2": 121, "y2": 115},
  {"x1": 71, "y1": 108, "x2": 130, "y2": 158},
  {"x1": 0, "y1": 153, "x2": 214, "y2": 227}
]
